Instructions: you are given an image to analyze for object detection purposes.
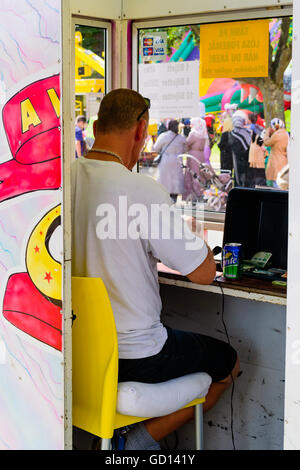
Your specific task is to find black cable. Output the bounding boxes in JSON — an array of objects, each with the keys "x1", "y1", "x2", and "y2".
[
  {"x1": 162, "y1": 430, "x2": 179, "y2": 450},
  {"x1": 216, "y1": 275, "x2": 236, "y2": 451}
]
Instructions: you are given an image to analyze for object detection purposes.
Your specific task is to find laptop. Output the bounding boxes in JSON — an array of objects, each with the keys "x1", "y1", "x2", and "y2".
[{"x1": 222, "y1": 188, "x2": 288, "y2": 282}]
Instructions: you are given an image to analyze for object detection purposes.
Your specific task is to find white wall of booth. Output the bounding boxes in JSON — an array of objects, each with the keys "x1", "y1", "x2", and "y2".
[
  {"x1": 61, "y1": 0, "x2": 300, "y2": 450},
  {"x1": 0, "y1": 0, "x2": 297, "y2": 450}
]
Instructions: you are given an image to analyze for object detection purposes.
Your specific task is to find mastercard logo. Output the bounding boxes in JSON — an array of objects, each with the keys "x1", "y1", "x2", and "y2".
[{"x1": 143, "y1": 38, "x2": 153, "y2": 46}]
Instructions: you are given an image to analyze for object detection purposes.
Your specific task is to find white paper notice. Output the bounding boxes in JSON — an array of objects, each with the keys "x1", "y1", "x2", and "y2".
[{"x1": 138, "y1": 61, "x2": 200, "y2": 119}]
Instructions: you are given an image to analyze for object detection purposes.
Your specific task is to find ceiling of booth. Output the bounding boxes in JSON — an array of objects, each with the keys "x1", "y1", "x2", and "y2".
[
  {"x1": 122, "y1": 0, "x2": 292, "y2": 20},
  {"x1": 67, "y1": 0, "x2": 292, "y2": 21},
  {"x1": 69, "y1": 0, "x2": 122, "y2": 19}
]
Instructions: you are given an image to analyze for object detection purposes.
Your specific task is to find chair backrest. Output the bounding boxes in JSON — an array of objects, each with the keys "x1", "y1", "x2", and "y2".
[{"x1": 72, "y1": 277, "x2": 119, "y2": 439}]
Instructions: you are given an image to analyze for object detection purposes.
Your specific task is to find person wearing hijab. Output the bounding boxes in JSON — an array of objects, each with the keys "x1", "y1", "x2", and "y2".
[
  {"x1": 152, "y1": 119, "x2": 186, "y2": 202},
  {"x1": 263, "y1": 118, "x2": 289, "y2": 187},
  {"x1": 183, "y1": 117, "x2": 211, "y2": 201},
  {"x1": 229, "y1": 111, "x2": 252, "y2": 187}
]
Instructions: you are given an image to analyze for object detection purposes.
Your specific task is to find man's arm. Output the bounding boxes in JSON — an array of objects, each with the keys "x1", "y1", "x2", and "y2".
[
  {"x1": 145, "y1": 196, "x2": 216, "y2": 285},
  {"x1": 186, "y1": 244, "x2": 216, "y2": 285}
]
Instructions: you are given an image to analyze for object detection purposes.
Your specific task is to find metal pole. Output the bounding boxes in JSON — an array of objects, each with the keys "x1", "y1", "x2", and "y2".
[
  {"x1": 101, "y1": 438, "x2": 112, "y2": 450},
  {"x1": 195, "y1": 403, "x2": 203, "y2": 450}
]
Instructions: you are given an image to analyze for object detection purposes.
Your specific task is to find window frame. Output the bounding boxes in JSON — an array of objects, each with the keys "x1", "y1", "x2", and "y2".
[
  {"x1": 72, "y1": 17, "x2": 112, "y2": 94},
  {"x1": 61, "y1": 14, "x2": 112, "y2": 448},
  {"x1": 131, "y1": 6, "x2": 293, "y2": 226}
]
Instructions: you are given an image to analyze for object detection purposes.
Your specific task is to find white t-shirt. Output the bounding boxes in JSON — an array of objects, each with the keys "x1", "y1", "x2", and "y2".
[{"x1": 71, "y1": 157, "x2": 208, "y2": 359}]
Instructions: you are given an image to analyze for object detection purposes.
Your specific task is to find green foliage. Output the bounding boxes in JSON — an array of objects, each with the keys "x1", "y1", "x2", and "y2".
[{"x1": 75, "y1": 25, "x2": 105, "y2": 57}]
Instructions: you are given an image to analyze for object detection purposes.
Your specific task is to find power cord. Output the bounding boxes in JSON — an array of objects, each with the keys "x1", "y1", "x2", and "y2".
[
  {"x1": 215, "y1": 274, "x2": 236, "y2": 451},
  {"x1": 165, "y1": 274, "x2": 237, "y2": 451}
]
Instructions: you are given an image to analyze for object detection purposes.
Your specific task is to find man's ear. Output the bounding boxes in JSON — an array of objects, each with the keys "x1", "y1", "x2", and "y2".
[
  {"x1": 135, "y1": 119, "x2": 147, "y2": 142},
  {"x1": 93, "y1": 120, "x2": 98, "y2": 138}
]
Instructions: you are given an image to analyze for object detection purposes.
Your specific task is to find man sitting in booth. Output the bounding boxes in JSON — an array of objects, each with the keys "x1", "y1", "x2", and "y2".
[{"x1": 71, "y1": 89, "x2": 240, "y2": 450}]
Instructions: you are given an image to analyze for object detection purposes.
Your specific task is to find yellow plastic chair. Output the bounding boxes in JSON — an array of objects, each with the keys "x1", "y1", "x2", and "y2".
[{"x1": 72, "y1": 277, "x2": 208, "y2": 450}]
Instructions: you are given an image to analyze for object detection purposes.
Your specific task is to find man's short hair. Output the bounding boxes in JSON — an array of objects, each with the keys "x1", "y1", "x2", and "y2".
[
  {"x1": 76, "y1": 115, "x2": 87, "y2": 125},
  {"x1": 97, "y1": 89, "x2": 149, "y2": 134}
]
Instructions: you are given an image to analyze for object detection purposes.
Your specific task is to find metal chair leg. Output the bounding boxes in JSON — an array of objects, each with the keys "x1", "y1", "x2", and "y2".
[
  {"x1": 195, "y1": 403, "x2": 204, "y2": 450},
  {"x1": 101, "y1": 438, "x2": 112, "y2": 450}
]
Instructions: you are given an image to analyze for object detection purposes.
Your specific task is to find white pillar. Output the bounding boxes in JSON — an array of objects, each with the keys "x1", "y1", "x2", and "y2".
[{"x1": 284, "y1": 1, "x2": 300, "y2": 450}]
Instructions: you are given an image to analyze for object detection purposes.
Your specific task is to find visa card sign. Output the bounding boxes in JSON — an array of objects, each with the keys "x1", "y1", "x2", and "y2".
[{"x1": 142, "y1": 33, "x2": 167, "y2": 62}]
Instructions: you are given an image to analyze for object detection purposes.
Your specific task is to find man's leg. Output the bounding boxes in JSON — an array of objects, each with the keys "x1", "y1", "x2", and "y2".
[
  {"x1": 119, "y1": 329, "x2": 240, "y2": 448},
  {"x1": 144, "y1": 357, "x2": 240, "y2": 442}
]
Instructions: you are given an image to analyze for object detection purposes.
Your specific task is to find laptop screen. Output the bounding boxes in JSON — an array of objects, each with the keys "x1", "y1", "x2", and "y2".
[{"x1": 223, "y1": 188, "x2": 288, "y2": 270}]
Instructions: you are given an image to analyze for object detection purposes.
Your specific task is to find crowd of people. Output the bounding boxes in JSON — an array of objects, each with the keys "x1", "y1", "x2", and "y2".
[
  {"x1": 146, "y1": 116, "x2": 213, "y2": 204},
  {"x1": 75, "y1": 104, "x2": 290, "y2": 204},
  {"x1": 222, "y1": 109, "x2": 289, "y2": 189},
  {"x1": 141, "y1": 105, "x2": 289, "y2": 203}
]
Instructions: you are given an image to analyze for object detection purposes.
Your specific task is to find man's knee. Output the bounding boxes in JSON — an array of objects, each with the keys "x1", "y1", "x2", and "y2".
[
  {"x1": 218, "y1": 356, "x2": 240, "y2": 385},
  {"x1": 231, "y1": 356, "x2": 240, "y2": 379}
]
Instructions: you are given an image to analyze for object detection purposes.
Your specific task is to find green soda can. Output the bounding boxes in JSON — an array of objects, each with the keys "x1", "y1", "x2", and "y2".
[{"x1": 223, "y1": 243, "x2": 242, "y2": 279}]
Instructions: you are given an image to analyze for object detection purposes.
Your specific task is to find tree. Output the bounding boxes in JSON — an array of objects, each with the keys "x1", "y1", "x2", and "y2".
[{"x1": 191, "y1": 18, "x2": 292, "y2": 126}]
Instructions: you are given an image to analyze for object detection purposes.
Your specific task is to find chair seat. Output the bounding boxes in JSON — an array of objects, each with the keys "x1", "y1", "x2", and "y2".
[
  {"x1": 115, "y1": 397, "x2": 206, "y2": 430},
  {"x1": 116, "y1": 372, "x2": 211, "y2": 422}
]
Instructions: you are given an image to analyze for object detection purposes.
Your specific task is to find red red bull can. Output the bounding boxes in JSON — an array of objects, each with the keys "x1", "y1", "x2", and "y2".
[{"x1": 223, "y1": 243, "x2": 242, "y2": 279}]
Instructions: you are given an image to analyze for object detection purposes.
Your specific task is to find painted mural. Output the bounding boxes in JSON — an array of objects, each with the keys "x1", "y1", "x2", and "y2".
[{"x1": 0, "y1": 0, "x2": 63, "y2": 450}]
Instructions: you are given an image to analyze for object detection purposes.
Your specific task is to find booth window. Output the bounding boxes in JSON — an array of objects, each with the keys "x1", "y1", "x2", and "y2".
[
  {"x1": 137, "y1": 17, "x2": 292, "y2": 232},
  {"x1": 74, "y1": 24, "x2": 107, "y2": 155}
]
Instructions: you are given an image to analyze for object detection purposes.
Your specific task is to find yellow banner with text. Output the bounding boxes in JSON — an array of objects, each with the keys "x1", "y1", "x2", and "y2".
[{"x1": 200, "y1": 20, "x2": 270, "y2": 78}]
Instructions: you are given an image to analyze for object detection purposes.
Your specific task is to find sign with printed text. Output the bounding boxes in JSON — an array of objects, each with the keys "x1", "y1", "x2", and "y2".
[
  {"x1": 200, "y1": 20, "x2": 270, "y2": 78},
  {"x1": 139, "y1": 61, "x2": 200, "y2": 119},
  {"x1": 141, "y1": 33, "x2": 167, "y2": 62}
]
